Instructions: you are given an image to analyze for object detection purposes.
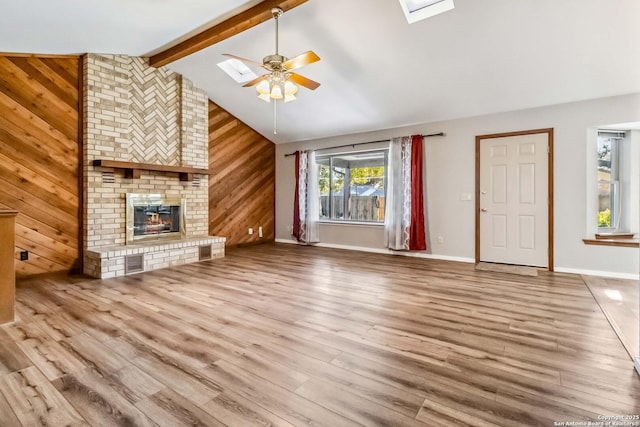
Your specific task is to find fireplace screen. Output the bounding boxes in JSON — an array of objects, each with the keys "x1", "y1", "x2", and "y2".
[{"x1": 126, "y1": 194, "x2": 186, "y2": 244}]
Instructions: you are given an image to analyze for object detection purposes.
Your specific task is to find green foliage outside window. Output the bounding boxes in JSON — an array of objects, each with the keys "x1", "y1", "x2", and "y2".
[
  {"x1": 598, "y1": 209, "x2": 611, "y2": 227},
  {"x1": 318, "y1": 165, "x2": 331, "y2": 195},
  {"x1": 350, "y1": 166, "x2": 385, "y2": 186},
  {"x1": 319, "y1": 165, "x2": 384, "y2": 194}
]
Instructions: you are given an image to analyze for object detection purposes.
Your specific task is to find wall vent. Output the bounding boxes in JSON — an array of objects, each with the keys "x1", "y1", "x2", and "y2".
[
  {"x1": 102, "y1": 171, "x2": 116, "y2": 183},
  {"x1": 125, "y1": 254, "x2": 144, "y2": 274},
  {"x1": 192, "y1": 176, "x2": 201, "y2": 187},
  {"x1": 199, "y1": 245, "x2": 212, "y2": 260}
]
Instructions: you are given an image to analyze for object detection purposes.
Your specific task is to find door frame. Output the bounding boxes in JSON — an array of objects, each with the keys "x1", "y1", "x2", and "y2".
[{"x1": 475, "y1": 128, "x2": 555, "y2": 271}]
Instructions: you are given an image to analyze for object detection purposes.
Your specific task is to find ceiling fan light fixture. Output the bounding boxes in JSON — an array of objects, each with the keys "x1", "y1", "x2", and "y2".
[
  {"x1": 284, "y1": 80, "x2": 297, "y2": 102},
  {"x1": 270, "y1": 83, "x2": 284, "y2": 99},
  {"x1": 284, "y1": 80, "x2": 298, "y2": 95},
  {"x1": 256, "y1": 79, "x2": 270, "y2": 94},
  {"x1": 256, "y1": 75, "x2": 298, "y2": 102}
]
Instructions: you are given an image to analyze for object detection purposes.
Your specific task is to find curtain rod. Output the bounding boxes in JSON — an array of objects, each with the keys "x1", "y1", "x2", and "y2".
[{"x1": 283, "y1": 132, "x2": 445, "y2": 157}]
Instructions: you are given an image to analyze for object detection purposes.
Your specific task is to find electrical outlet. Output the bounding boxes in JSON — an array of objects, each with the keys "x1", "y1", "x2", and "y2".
[
  {"x1": 20, "y1": 251, "x2": 28, "y2": 261},
  {"x1": 248, "y1": 228, "x2": 254, "y2": 235},
  {"x1": 437, "y1": 236, "x2": 444, "y2": 244}
]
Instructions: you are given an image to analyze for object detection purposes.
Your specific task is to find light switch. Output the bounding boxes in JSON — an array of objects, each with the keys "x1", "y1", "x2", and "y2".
[{"x1": 460, "y1": 193, "x2": 472, "y2": 201}]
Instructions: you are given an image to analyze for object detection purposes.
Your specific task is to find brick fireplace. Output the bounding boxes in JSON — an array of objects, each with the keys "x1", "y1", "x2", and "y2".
[{"x1": 83, "y1": 54, "x2": 224, "y2": 279}]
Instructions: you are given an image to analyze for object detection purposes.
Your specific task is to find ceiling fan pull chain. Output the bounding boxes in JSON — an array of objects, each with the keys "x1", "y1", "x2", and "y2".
[{"x1": 273, "y1": 99, "x2": 277, "y2": 135}]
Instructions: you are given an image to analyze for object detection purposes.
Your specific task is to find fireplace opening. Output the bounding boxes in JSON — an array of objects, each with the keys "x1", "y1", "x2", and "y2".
[
  {"x1": 126, "y1": 193, "x2": 186, "y2": 244},
  {"x1": 134, "y1": 205, "x2": 180, "y2": 236}
]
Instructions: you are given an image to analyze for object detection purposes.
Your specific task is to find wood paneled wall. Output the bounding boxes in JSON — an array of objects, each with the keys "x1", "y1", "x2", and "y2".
[
  {"x1": 0, "y1": 55, "x2": 81, "y2": 278},
  {"x1": 208, "y1": 101, "x2": 275, "y2": 247}
]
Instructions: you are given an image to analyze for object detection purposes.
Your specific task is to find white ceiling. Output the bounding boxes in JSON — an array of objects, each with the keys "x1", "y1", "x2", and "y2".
[
  {"x1": 0, "y1": 0, "x2": 263, "y2": 56},
  {"x1": 1, "y1": 0, "x2": 639, "y2": 143}
]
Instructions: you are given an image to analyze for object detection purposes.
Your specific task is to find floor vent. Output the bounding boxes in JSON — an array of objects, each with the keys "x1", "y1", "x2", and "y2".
[
  {"x1": 199, "y1": 245, "x2": 212, "y2": 260},
  {"x1": 125, "y1": 254, "x2": 144, "y2": 274}
]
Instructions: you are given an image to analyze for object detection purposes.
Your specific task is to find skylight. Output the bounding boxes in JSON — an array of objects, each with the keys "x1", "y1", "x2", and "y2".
[
  {"x1": 217, "y1": 58, "x2": 258, "y2": 84},
  {"x1": 398, "y1": 0, "x2": 454, "y2": 24}
]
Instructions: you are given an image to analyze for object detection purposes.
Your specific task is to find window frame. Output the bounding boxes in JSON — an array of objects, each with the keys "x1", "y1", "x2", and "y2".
[
  {"x1": 596, "y1": 130, "x2": 624, "y2": 232},
  {"x1": 317, "y1": 149, "x2": 389, "y2": 224}
]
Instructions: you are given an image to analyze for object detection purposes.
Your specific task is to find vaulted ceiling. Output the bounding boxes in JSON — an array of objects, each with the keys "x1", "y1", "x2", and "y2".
[{"x1": 1, "y1": 0, "x2": 639, "y2": 143}]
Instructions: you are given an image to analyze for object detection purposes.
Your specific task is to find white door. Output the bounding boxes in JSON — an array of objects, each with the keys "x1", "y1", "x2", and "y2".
[{"x1": 479, "y1": 132, "x2": 549, "y2": 267}]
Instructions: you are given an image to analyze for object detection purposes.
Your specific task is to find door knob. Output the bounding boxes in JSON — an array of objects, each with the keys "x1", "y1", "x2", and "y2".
[{"x1": 481, "y1": 208, "x2": 487, "y2": 212}]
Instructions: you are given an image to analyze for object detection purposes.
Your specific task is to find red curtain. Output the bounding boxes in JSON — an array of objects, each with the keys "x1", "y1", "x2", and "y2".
[
  {"x1": 292, "y1": 151, "x2": 302, "y2": 240},
  {"x1": 409, "y1": 135, "x2": 427, "y2": 250}
]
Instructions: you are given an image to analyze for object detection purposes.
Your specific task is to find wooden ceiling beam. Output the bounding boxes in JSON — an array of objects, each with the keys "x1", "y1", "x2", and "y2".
[{"x1": 149, "y1": 0, "x2": 309, "y2": 68}]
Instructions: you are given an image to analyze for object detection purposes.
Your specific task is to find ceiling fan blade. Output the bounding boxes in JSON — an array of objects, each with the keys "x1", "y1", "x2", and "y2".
[
  {"x1": 283, "y1": 51, "x2": 321, "y2": 71},
  {"x1": 242, "y1": 74, "x2": 269, "y2": 87},
  {"x1": 288, "y1": 73, "x2": 321, "y2": 90},
  {"x1": 222, "y1": 53, "x2": 265, "y2": 68}
]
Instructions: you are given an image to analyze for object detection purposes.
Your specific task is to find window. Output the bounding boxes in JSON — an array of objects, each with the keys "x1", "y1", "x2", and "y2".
[
  {"x1": 598, "y1": 130, "x2": 626, "y2": 231},
  {"x1": 217, "y1": 58, "x2": 258, "y2": 84},
  {"x1": 317, "y1": 150, "x2": 388, "y2": 223},
  {"x1": 586, "y1": 125, "x2": 639, "y2": 244},
  {"x1": 398, "y1": 0, "x2": 455, "y2": 24}
]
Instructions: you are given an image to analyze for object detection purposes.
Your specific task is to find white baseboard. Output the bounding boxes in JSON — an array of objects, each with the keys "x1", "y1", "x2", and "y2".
[
  {"x1": 275, "y1": 238, "x2": 302, "y2": 245},
  {"x1": 554, "y1": 267, "x2": 639, "y2": 281},
  {"x1": 274, "y1": 238, "x2": 474, "y2": 264},
  {"x1": 276, "y1": 239, "x2": 638, "y2": 278}
]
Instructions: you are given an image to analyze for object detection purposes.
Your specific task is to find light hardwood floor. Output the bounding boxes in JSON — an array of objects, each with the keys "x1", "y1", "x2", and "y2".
[{"x1": 1, "y1": 243, "x2": 638, "y2": 426}]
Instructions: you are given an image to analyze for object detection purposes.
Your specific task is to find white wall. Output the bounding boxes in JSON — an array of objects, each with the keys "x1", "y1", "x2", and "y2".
[{"x1": 276, "y1": 93, "x2": 640, "y2": 278}]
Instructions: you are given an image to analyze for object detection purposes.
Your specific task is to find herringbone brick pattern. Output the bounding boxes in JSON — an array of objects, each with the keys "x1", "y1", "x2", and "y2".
[{"x1": 129, "y1": 57, "x2": 180, "y2": 165}]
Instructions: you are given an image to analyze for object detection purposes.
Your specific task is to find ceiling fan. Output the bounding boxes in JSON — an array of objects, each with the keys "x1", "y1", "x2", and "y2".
[{"x1": 223, "y1": 7, "x2": 321, "y2": 104}]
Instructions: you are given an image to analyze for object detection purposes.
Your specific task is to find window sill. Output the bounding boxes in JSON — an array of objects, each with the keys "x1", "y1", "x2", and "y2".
[
  {"x1": 583, "y1": 235, "x2": 639, "y2": 248},
  {"x1": 319, "y1": 220, "x2": 384, "y2": 227}
]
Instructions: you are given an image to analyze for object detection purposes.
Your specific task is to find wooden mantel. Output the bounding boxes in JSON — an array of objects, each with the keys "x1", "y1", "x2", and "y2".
[{"x1": 93, "y1": 160, "x2": 211, "y2": 182}]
